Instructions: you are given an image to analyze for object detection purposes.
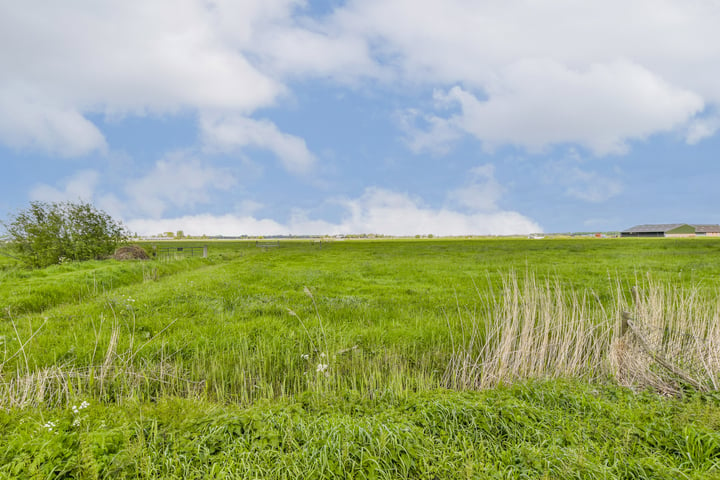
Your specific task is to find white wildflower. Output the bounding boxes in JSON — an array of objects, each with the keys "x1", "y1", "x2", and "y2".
[
  {"x1": 316, "y1": 363, "x2": 328, "y2": 373},
  {"x1": 301, "y1": 354, "x2": 309, "y2": 360},
  {"x1": 72, "y1": 400, "x2": 89, "y2": 414},
  {"x1": 71, "y1": 400, "x2": 90, "y2": 417},
  {"x1": 319, "y1": 352, "x2": 327, "y2": 358}
]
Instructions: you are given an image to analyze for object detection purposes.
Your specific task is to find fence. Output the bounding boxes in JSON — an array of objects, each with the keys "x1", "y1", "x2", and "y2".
[{"x1": 154, "y1": 245, "x2": 208, "y2": 260}]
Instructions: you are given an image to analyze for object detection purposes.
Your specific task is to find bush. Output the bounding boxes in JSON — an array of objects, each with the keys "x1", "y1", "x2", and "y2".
[{"x1": 2, "y1": 201, "x2": 129, "y2": 267}]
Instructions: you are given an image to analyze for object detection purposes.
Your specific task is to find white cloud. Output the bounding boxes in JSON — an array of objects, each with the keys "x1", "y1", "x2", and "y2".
[
  {"x1": 5, "y1": 0, "x2": 720, "y2": 158},
  {"x1": 235, "y1": 199, "x2": 265, "y2": 216},
  {"x1": 564, "y1": 168, "x2": 623, "y2": 203},
  {"x1": 200, "y1": 115, "x2": 316, "y2": 174},
  {"x1": 126, "y1": 185, "x2": 541, "y2": 237},
  {"x1": 322, "y1": 0, "x2": 720, "y2": 151},
  {"x1": 397, "y1": 108, "x2": 462, "y2": 155},
  {"x1": 685, "y1": 115, "x2": 720, "y2": 145},
  {"x1": 544, "y1": 158, "x2": 623, "y2": 203},
  {"x1": 447, "y1": 164, "x2": 503, "y2": 212},
  {"x1": 0, "y1": 95, "x2": 107, "y2": 157},
  {"x1": 28, "y1": 157, "x2": 237, "y2": 220},
  {"x1": 124, "y1": 153, "x2": 237, "y2": 217},
  {"x1": 334, "y1": 187, "x2": 540, "y2": 236},
  {"x1": 127, "y1": 214, "x2": 288, "y2": 238},
  {"x1": 250, "y1": 18, "x2": 381, "y2": 82},
  {"x1": 0, "y1": 1, "x2": 286, "y2": 156},
  {"x1": 30, "y1": 170, "x2": 100, "y2": 203},
  {"x1": 412, "y1": 61, "x2": 703, "y2": 155},
  {"x1": 331, "y1": 0, "x2": 720, "y2": 94}
]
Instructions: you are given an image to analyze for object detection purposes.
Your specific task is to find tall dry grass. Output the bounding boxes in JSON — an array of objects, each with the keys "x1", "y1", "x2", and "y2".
[
  {"x1": 611, "y1": 281, "x2": 720, "y2": 394},
  {"x1": 0, "y1": 316, "x2": 201, "y2": 409},
  {"x1": 445, "y1": 273, "x2": 720, "y2": 395}
]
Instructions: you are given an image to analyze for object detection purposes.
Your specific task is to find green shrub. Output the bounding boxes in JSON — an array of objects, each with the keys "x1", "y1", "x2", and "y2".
[{"x1": 2, "y1": 201, "x2": 128, "y2": 267}]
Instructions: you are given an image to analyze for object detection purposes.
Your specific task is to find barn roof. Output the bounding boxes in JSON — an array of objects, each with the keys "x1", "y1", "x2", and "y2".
[
  {"x1": 621, "y1": 224, "x2": 720, "y2": 234},
  {"x1": 621, "y1": 224, "x2": 686, "y2": 233},
  {"x1": 693, "y1": 224, "x2": 720, "y2": 233}
]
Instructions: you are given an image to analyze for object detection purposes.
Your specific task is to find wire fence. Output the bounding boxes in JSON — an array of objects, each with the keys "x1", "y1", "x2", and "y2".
[{"x1": 153, "y1": 245, "x2": 208, "y2": 260}]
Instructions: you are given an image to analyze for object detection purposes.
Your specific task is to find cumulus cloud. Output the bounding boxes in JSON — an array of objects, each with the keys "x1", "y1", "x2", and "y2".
[
  {"x1": 5, "y1": 0, "x2": 720, "y2": 158},
  {"x1": 685, "y1": 115, "x2": 720, "y2": 145},
  {"x1": 126, "y1": 185, "x2": 541, "y2": 237},
  {"x1": 397, "y1": 108, "x2": 462, "y2": 155},
  {"x1": 447, "y1": 164, "x2": 503, "y2": 212},
  {"x1": 410, "y1": 61, "x2": 703, "y2": 155},
  {"x1": 124, "y1": 153, "x2": 237, "y2": 217},
  {"x1": 200, "y1": 115, "x2": 316, "y2": 174},
  {"x1": 0, "y1": 1, "x2": 285, "y2": 156},
  {"x1": 30, "y1": 170, "x2": 100, "y2": 203},
  {"x1": 28, "y1": 156, "x2": 237, "y2": 221},
  {"x1": 323, "y1": 0, "x2": 720, "y2": 151},
  {"x1": 250, "y1": 18, "x2": 380, "y2": 82},
  {"x1": 544, "y1": 157, "x2": 623, "y2": 203},
  {"x1": 0, "y1": 95, "x2": 107, "y2": 157},
  {"x1": 127, "y1": 214, "x2": 288, "y2": 238},
  {"x1": 334, "y1": 187, "x2": 540, "y2": 236}
]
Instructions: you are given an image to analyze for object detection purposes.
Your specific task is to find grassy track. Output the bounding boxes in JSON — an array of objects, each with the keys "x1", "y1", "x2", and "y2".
[{"x1": 1, "y1": 238, "x2": 720, "y2": 478}]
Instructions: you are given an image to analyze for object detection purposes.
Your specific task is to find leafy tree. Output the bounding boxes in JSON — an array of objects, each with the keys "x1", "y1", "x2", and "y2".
[{"x1": 2, "y1": 201, "x2": 128, "y2": 267}]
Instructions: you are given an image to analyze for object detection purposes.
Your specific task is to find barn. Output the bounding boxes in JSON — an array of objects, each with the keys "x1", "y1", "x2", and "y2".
[
  {"x1": 692, "y1": 225, "x2": 720, "y2": 237},
  {"x1": 620, "y1": 224, "x2": 720, "y2": 237}
]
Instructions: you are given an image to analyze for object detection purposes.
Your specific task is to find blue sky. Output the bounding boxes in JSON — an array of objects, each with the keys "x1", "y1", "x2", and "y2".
[{"x1": 2, "y1": 0, "x2": 720, "y2": 236}]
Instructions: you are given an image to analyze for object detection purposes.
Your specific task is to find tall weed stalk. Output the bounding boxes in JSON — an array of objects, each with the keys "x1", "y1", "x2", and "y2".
[{"x1": 445, "y1": 272, "x2": 720, "y2": 394}]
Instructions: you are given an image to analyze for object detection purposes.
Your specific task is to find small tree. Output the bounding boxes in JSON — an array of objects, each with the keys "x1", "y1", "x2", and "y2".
[{"x1": 3, "y1": 201, "x2": 128, "y2": 267}]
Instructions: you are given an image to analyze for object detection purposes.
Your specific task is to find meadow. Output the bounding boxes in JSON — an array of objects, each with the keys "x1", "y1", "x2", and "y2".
[{"x1": 1, "y1": 238, "x2": 720, "y2": 478}]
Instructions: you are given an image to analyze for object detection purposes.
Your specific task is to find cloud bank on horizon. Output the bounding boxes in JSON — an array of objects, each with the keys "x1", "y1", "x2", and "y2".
[{"x1": 2, "y1": 1, "x2": 720, "y2": 235}]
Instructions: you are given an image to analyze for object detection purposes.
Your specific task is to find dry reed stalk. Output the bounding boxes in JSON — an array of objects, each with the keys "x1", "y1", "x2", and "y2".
[
  {"x1": 0, "y1": 316, "x2": 195, "y2": 409},
  {"x1": 611, "y1": 281, "x2": 720, "y2": 393},
  {"x1": 0, "y1": 360, "x2": 199, "y2": 409},
  {"x1": 446, "y1": 273, "x2": 720, "y2": 394}
]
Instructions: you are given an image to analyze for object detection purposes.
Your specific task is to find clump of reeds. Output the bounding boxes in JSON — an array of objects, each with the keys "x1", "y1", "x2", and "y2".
[
  {"x1": 444, "y1": 273, "x2": 620, "y2": 389},
  {"x1": 610, "y1": 281, "x2": 720, "y2": 394},
  {"x1": 445, "y1": 273, "x2": 720, "y2": 395}
]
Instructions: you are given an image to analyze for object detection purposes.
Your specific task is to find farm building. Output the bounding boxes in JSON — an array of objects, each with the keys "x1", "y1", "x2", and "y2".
[
  {"x1": 693, "y1": 225, "x2": 720, "y2": 236},
  {"x1": 620, "y1": 224, "x2": 720, "y2": 237}
]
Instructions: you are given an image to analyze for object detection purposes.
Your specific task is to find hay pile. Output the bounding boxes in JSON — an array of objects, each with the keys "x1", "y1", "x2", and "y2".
[{"x1": 113, "y1": 245, "x2": 150, "y2": 260}]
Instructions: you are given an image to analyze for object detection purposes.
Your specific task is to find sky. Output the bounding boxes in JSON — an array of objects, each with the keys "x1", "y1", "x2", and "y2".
[{"x1": 2, "y1": 0, "x2": 720, "y2": 237}]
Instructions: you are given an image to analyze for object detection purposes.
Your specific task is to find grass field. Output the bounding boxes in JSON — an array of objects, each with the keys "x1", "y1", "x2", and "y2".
[{"x1": 1, "y1": 238, "x2": 720, "y2": 478}]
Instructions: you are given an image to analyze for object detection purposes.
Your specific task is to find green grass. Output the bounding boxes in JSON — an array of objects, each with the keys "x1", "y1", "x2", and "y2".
[
  {"x1": 1, "y1": 382, "x2": 719, "y2": 478},
  {"x1": 2, "y1": 238, "x2": 720, "y2": 478}
]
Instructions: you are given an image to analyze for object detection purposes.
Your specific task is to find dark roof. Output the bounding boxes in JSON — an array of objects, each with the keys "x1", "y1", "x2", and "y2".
[
  {"x1": 622, "y1": 224, "x2": 685, "y2": 233},
  {"x1": 693, "y1": 224, "x2": 720, "y2": 233},
  {"x1": 622, "y1": 224, "x2": 720, "y2": 234}
]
